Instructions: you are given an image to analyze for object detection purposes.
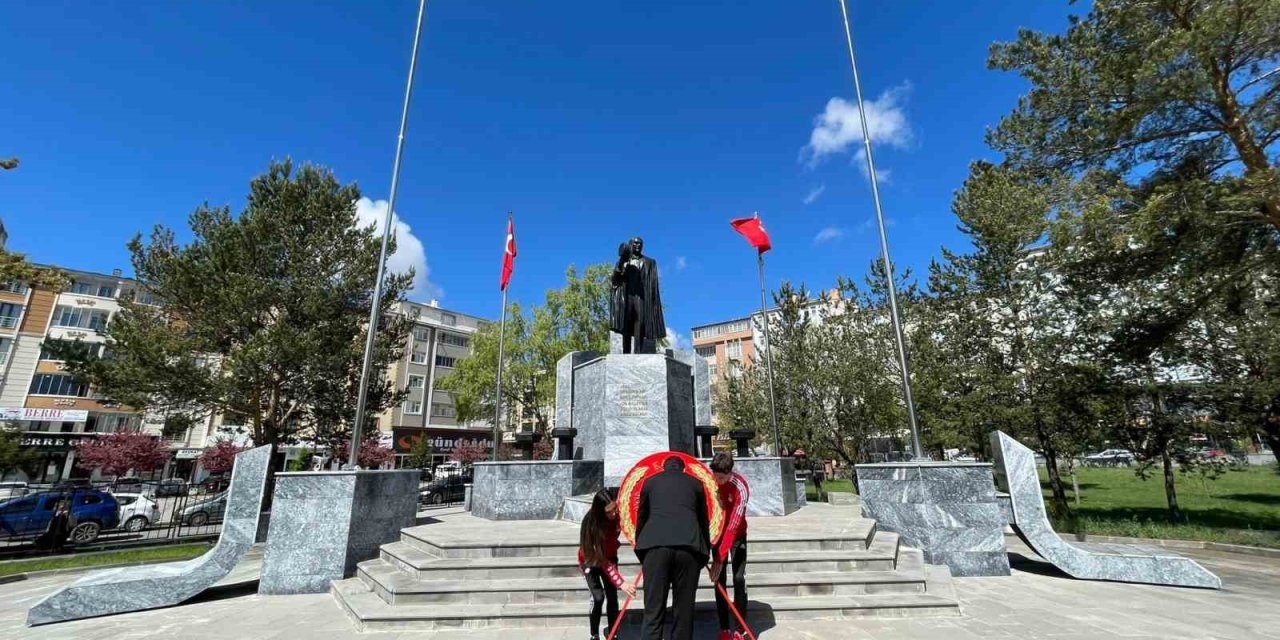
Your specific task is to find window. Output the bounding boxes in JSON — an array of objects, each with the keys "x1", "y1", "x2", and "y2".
[
  {"x1": 431, "y1": 403, "x2": 456, "y2": 418},
  {"x1": 28, "y1": 373, "x2": 91, "y2": 397},
  {"x1": 87, "y1": 310, "x2": 110, "y2": 331},
  {"x1": 408, "y1": 375, "x2": 425, "y2": 388},
  {"x1": 0, "y1": 280, "x2": 27, "y2": 295},
  {"x1": 39, "y1": 340, "x2": 103, "y2": 361},
  {"x1": 691, "y1": 319, "x2": 749, "y2": 340},
  {"x1": 410, "y1": 351, "x2": 427, "y2": 364},
  {"x1": 708, "y1": 364, "x2": 718, "y2": 379},
  {"x1": 440, "y1": 313, "x2": 457, "y2": 327},
  {"x1": 405, "y1": 400, "x2": 423, "y2": 415},
  {"x1": 0, "y1": 337, "x2": 11, "y2": 365},
  {"x1": 695, "y1": 345, "x2": 716, "y2": 358},
  {"x1": 0, "y1": 302, "x2": 22, "y2": 328},
  {"x1": 414, "y1": 327, "x2": 431, "y2": 341},
  {"x1": 727, "y1": 340, "x2": 743, "y2": 359},
  {"x1": 438, "y1": 332, "x2": 469, "y2": 348},
  {"x1": 52, "y1": 305, "x2": 83, "y2": 328},
  {"x1": 435, "y1": 355, "x2": 456, "y2": 368},
  {"x1": 96, "y1": 285, "x2": 115, "y2": 298},
  {"x1": 69, "y1": 282, "x2": 95, "y2": 295},
  {"x1": 117, "y1": 496, "x2": 137, "y2": 506}
]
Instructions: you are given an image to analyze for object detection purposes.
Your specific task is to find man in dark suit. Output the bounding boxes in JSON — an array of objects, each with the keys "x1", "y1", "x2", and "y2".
[{"x1": 634, "y1": 456, "x2": 711, "y2": 640}]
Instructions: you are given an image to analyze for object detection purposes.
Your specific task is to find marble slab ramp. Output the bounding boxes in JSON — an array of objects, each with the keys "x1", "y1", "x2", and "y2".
[
  {"x1": 27, "y1": 445, "x2": 272, "y2": 625},
  {"x1": 990, "y1": 430, "x2": 1221, "y2": 589}
]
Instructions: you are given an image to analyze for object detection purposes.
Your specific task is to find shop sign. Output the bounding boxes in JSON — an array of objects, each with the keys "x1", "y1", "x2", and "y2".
[
  {"x1": 174, "y1": 448, "x2": 203, "y2": 460},
  {"x1": 392, "y1": 427, "x2": 494, "y2": 454},
  {"x1": 0, "y1": 407, "x2": 90, "y2": 422},
  {"x1": 18, "y1": 431, "x2": 99, "y2": 451}
]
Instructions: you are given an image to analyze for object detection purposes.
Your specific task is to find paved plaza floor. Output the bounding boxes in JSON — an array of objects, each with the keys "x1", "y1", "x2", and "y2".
[{"x1": 1, "y1": 537, "x2": 1276, "y2": 640}]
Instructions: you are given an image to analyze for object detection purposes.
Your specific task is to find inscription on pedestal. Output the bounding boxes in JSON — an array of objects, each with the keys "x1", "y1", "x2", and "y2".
[{"x1": 619, "y1": 389, "x2": 647, "y2": 417}]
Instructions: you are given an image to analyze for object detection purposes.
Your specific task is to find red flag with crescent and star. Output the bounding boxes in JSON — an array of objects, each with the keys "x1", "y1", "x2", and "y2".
[
  {"x1": 731, "y1": 213, "x2": 772, "y2": 254},
  {"x1": 500, "y1": 216, "x2": 517, "y2": 291}
]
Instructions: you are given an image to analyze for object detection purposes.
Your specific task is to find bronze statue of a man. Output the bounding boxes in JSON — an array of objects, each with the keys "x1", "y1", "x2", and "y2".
[{"x1": 610, "y1": 237, "x2": 665, "y2": 354}]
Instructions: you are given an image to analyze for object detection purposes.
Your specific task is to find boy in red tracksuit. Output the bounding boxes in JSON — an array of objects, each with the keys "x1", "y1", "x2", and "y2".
[
  {"x1": 579, "y1": 488, "x2": 637, "y2": 640},
  {"x1": 709, "y1": 453, "x2": 750, "y2": 640}
]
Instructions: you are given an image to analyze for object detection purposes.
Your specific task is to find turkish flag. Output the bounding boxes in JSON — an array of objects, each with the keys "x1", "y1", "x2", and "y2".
[
  {"x1": 500, "y1": 218, "x2": 517, "y2": 291},
  {"x1": 731, "y1": 215, "x2": 772, "y2": 254}
]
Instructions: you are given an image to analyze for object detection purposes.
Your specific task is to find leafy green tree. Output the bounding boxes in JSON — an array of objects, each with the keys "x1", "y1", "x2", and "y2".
[
  {"x1": 1051, "y1": 161, "x2": 1248, "y2": 522},
  {"x1": 989, "y1": 0, "x2": 1280, "y2": 229},
  {"x1": 55, "y1": 160, "x2": 413, "y2": 448},
  {"x1": 439, "y1": 264, "x2": 612, "y2": 437},
  {"x1": 0, "y1": 247, "x2": 68, "y2": 291},
  {"x1": 760, "y1": 273, "x2": 912, "y2": 482},
  {"x1": 405, "y1": 435, "x2": 433, "y2": 470},
  {"x1": 0, "y1": 428, "x2": 38, "y2": 480}
]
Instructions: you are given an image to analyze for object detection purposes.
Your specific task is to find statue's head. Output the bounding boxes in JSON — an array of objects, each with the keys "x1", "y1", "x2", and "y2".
[{"x1": 629, "y1": 237, "x2": 644, "y2": 257}]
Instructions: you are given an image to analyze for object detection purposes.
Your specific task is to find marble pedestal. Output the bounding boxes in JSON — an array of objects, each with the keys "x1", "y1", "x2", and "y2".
[
  {"x1": 571, "y1": 354, "x2": 695, "y2": 485},
  {"x1": 471, "y1": 460, "x2": 603, "y2": 520},
  {"x1": 735, "y1": 457, "x2": 800, "y2": 516},
  {"x1": 856, "y1": 462, "x2": 1010, "y2": 577},
  {"x1": 258, "y1": 469, "x2": 418, "y2": 594}
]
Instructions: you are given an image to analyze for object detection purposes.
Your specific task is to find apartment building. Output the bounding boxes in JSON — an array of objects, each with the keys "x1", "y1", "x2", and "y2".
[
  {"x1": 377, "y1": 299, "x2": 495, "y2": 469},
  {"x1": 0, "y1": 267, "x2": 155, "y2": 482}
]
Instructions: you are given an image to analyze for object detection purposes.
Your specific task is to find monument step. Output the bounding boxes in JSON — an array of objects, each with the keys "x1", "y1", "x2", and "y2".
[
  {"x1": 399, "y1": 519, "x2": 878, "y2": 558},
  {"x1": 380, "y1": 532, "x2": 902, "y2": 580},
  {"x1": 357, "y1": 560, "x2": 928, "y2": 606},
  {"x1": 331, "y1": 577, "x2": 960, "y2": 632}
]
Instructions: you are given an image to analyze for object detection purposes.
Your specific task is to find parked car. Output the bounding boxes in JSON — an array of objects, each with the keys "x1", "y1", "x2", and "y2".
[
  {"x1": 0, "y1": 482, "x2": 28, "y2": 500},
  {"x1": 0, "y1": 489, "x2": 119, "y2": 544},
  {"x1": 180, "y1": 492, "x2": 227, "y2": 526},
  {"x1": 154, "y1": 479, "x2": 189, "y2": 497},
  {"x1": 1084, "y1": 449, "x2": 1135, "y2": 466},
  {"x1": 113, "y1": 493, "x2": 161, "y2": 533},
  {"x1": 202, "y1": 477, "x2": 230, "y2": 495},
  {"x1": 419, "y1": 476, "x2": 467, "y2": 506}
]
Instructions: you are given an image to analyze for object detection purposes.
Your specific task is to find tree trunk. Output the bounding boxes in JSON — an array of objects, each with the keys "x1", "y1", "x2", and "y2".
[
  {"x1": 1041, "y1": 443, "x2": 1071, "y2": 518},
  {"x1": 1162, "y1": 451, "x2": 1183, "y2": 523},
  {"x1": 1071, "y1": 469, "x2": 1080, "y2": 506}
]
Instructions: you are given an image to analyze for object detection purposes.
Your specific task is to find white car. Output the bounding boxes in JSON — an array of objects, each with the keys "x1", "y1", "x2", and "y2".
[
  {"x1": 114, "y1": 493, "x2": 161, "y2": 533},
  {"x1": 1084, "y1": 449, "x2": 1136, "y2": 466}
]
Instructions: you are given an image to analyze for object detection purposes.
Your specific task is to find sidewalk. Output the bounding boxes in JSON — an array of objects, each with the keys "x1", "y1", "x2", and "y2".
[{"x1": 0, "y1": 540, "x2": 1277, "y2": 639}]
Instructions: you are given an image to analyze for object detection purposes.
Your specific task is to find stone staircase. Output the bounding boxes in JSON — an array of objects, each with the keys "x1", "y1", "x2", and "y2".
[{"x1": 331, "y1": 504, "x2": 960, "y2": 632}]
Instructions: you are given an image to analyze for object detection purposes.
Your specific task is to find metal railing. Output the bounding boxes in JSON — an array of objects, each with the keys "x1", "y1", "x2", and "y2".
[
  {"x1": 0, "y1": 316, "x2": 18, "y2": 329},
  {"x1": 0, "y1": 480, "x2": 228, "y2": 559}
]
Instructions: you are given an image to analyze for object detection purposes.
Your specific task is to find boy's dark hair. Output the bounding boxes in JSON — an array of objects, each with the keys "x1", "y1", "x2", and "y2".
[
  {"x1": 710, "y1": 452, "x2": 734, "y2": 474},
  {"x1": 663, "y1": 456, "x2": 685, "y2": 471}
]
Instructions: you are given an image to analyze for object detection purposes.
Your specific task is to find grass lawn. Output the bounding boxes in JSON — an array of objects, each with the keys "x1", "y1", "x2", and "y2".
[
  {"x1": 1045, "y1": 465, "x2": 1280, "y2": 548},
  {"x1": 0, "y1": 543, "x2": 211, "y2": 577},
  {"x1": 804, "y1": 466, "x2": 1280, "y2": 548}
]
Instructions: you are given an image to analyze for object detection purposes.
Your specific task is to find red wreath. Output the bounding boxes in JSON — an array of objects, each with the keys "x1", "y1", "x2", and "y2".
[{"x1": 616, "y1": 451, "x2": 725, "y2": 546}]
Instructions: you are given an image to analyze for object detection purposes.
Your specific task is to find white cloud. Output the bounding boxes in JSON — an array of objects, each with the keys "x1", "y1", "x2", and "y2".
[
  {"x1": 853, "y1": 148, "x2": 892, "y2": 184},
  {"x1": 354, "y1": 197, "x2": 442, "y2": 301},
  {"x1": 665, "y1": 327, "x2": 691, "y2": 351},
  {"x1": 675, "y1": 256, "x2": 688, "y2": 271},
  {"x1": 803, "y1": 184, "x2": 826, "y2": 205},
  {"x1": 813, "y1": 226, "x2": 845, "y2": 245},
  {"x1": 802, "y1": 82, "x2": 913, "y2": 166}
]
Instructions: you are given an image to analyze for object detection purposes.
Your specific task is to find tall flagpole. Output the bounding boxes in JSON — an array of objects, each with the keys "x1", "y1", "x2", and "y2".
[
  {"x1": 756, "y1": 243, "x2": 781, "y2": 456},
  {"x1": 837, "y1": 0, "x2": 924, "y2": 460},
  {"x1": 492, "y1": 215, "x2": 511, "y2": 462},
  {"x1": 350, "y1": 0, "x2": 429, "y2": 468}
]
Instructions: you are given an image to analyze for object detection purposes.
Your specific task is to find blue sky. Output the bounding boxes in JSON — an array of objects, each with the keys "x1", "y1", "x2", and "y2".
[{"x1": 1, "y1": 2, "x2": 1072, "y2": 347}]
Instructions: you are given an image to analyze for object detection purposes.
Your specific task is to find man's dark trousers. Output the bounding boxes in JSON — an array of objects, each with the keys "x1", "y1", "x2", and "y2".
[{"x1": 640, "y1": 547, "x2": 701, "y2": 640}]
